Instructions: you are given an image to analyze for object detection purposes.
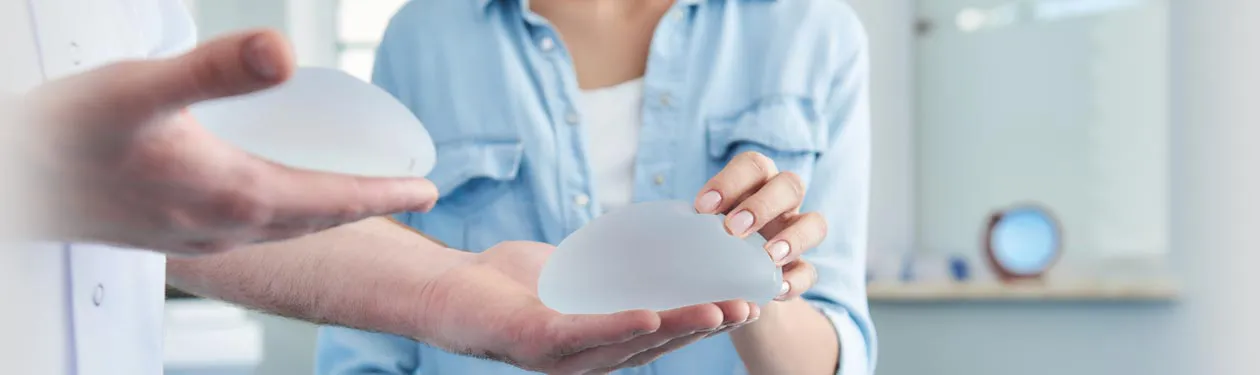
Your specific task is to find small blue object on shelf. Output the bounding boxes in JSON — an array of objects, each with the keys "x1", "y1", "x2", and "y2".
[
  {"x1": 899, "y1": 256, "x2": 916, "y2": 282},
  {"x1": 948, "y1": 255, "x2": 970, "y2": 281}
]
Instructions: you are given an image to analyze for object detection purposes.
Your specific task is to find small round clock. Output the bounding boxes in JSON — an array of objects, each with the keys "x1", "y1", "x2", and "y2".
[{"x1": 983, "y1": 204, "x2": 1063, "y2": 282}]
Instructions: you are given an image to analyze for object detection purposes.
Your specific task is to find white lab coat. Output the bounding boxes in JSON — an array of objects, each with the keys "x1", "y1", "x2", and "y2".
[{"x1": 1, "y1": 0, "x2": 196, "y2": 374}]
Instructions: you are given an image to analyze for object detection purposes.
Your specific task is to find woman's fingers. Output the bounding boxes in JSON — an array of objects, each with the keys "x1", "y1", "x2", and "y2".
[
  {"x1": 722, "y1": 171, "x2": 805, "y2": 237},
  {"x1": 759, "y1": 212, "x2": 827, "y2": 266},
  {"x1": 777, "y1": 260, "x2": 818, "y2": 301},
  {"x1": 694, "y1": 151, "x2": 779, "y2": 214}
]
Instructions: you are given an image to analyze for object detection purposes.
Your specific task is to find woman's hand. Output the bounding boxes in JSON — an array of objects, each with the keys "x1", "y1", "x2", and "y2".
[{"x1": 694, "y1": 151, "x2": 826, "y2": 302}]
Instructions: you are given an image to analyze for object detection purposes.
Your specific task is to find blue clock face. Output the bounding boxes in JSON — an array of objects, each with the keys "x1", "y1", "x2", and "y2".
[{"x1": 990, "y1": 207, "x2": 1060, "y2": 276}]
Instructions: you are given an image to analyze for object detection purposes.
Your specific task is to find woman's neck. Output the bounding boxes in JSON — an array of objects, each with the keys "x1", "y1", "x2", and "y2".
[
  {"x1": 529, "y1": 0, "x2": 677, "y2": 89},
  {"x1": 530, "y1": 0, "x2": 673, "y2": 22}
]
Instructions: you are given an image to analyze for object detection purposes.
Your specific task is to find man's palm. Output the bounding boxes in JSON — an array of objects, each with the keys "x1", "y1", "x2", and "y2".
[{"x1": 417, "y1": 242, "x2": 757, "y2": 374}]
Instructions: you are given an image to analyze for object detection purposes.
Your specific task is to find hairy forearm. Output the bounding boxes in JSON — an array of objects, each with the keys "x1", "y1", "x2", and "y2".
[
  {"x1": 730, "y1": 299, "x2": 839, "y2": 375},
  {"x1": 166, "y1": 217, "x2": 473, "y2": 339}
]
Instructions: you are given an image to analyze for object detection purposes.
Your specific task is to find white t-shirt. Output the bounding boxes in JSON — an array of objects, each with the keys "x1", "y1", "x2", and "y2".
[
  {"x1": 577, "y1": 78, "x2": 645, "y2": 214},
  {"x1": 1, "y1": 1, "x2": 196, "y2": 374}
]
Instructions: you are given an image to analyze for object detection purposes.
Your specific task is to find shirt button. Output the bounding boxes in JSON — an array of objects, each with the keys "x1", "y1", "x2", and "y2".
[
  {"x1": 672, "y1": 9, "x2": 685, "y2": 21},
  {"x1": 574, "y1": 194, "x2": 590, "y2": 207},
  {"x1": 565, "y1": 110, "x2": 580, "y2": 125},
  {"x1": 539, "y1": 37, "x2": 556, "y2": 52},
  {"x1": 653, "y1": 174, "x2": 666, "y2": 185},
  {"x1": 92, "y1": 284, "x2": 104, "y2": 306},
  {"x1": 658, "y1": 93, "x2": 673, "y2": 107}
]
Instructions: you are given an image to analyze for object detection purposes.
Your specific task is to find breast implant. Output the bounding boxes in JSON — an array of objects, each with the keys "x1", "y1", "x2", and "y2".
[
  {"x1": 188, "y1": 67, "x2": 435, "y2": 178},
  {"x1": 538, "y1": 200, "x2": 783, "y2": 315}
]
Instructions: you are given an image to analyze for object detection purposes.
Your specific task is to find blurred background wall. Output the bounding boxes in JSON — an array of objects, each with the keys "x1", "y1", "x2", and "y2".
[{"x1": 174, "y1": 1, "x2": 1260, "y2": 374}]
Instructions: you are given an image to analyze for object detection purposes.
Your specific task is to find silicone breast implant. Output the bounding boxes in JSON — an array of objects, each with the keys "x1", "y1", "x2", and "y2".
[
  {"x1": 538, "y1": 200, "x2": 783, "y2": 315},
  {"x1": 188, "y1": 67, "x2": 435, "y2": 178}
]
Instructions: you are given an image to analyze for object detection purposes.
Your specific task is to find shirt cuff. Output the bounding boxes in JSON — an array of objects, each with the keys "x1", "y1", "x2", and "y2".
[{"x1": 809, "y1": 301, "x2": 872, "y2": 375}]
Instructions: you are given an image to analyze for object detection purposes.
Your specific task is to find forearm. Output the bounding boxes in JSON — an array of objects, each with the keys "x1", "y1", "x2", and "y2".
[
  {"x1": 730, "y1": 299, "x2": 839, "y2": 375},
  {"x1": 166, "y1": 216, "x2": 472, "y2": 339}
]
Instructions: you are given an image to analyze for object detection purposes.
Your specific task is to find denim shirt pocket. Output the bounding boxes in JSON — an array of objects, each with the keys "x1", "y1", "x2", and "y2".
[
  {"x1": 705, "y1": 96, "x2": 826, "y2": 180},
  {"x1": 408, "y1": 139, "x2": 526, "y2": 251},
  {"x1": 428, "y1": 140, "x2": 525, "y2": 205}
]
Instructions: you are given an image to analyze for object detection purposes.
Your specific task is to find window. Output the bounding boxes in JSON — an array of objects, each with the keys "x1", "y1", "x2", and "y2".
[{"x1": 336, "y1": 0, "x2": 409, "y2": 81}]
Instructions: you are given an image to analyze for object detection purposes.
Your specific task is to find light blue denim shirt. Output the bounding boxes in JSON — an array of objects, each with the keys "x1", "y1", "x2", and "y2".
[{"x1": 315, "y1": 0, "x2": 876, "y2": 374}]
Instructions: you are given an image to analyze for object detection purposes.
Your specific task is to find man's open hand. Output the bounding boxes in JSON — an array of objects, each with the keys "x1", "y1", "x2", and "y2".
[
  {"x1": 416, "y1": 241, "x2": 760, "y2": 374},
  {"x1": 25, "y1": 29, "x2": 437, "y2": 255}
]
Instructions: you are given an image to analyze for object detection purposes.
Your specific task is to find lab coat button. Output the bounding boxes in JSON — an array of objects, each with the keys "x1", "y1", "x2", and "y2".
[
  {"x1": 565, "y1": 110, "x2": 580, "y2": 125},
  {"x1": 574, "y1": 194, "x2": 590, "y2": 207},
  {"x1": 539, "y1": 37, "x2": 556, "y2": 52},
  {"x1": 92, "y1": 284, "x2": 104, "y2": 306}
]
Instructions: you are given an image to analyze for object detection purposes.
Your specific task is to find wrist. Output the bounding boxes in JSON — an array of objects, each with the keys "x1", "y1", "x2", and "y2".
[{"x1": 407, "y1": 246, "x2": 476, "y2": 340}]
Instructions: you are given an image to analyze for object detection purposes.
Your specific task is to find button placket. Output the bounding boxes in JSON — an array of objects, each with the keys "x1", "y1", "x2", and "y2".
[{"x1": 529, "y1": 23, "x2": 598, "y2": 229}]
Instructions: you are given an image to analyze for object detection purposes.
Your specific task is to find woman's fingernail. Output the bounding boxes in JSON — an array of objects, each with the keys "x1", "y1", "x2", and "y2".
[
  {"x1": 728, "y1": 210, "x2": 754, "y2": 235},
  {"x1": 776, "y1": 281, "x2": 791, "y2": 299},
  {"x1": 697, "y1": 191, "x2": 721, "y2": 213},
  {"x1": 768, "y1": 241, "x2": 790, "y2": 263},
  {"x1": 245, "y1": 34, "x2": 280, "y2": 80}
]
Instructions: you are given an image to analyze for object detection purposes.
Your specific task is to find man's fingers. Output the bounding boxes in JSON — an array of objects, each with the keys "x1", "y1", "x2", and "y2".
[
  {"x1": 146, "y1": 29, "x2": 294, "y2": 111},
  {"x1": 590, "y1": 301, "x2": 760, "y2": 371},
  {"x1": 711, "y1": 299, "x2": 753, "y2": 327},
  {"x1": 556, "y1": 304, "x2": 723, "y2": 373},
  {"x1": 544, "y1": 310, "x2": 661, "y2": 357},
  {"x1": 262, "y1": 163, "x2": 440, "y2": 232},
  {"x1": 605, "y1": 331, "x2": 712, "y2": 371},
  {"x1": 694, "y1": 151, "x2": 778, "y2": 214}
]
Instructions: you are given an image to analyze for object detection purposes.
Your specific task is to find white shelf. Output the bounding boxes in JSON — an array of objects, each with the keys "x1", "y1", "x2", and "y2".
[{"x1": 867, "y1": 279, "x2": 1179, "y2": 302}]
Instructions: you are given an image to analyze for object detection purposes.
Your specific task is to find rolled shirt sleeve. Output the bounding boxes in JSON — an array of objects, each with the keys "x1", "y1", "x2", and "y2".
[{"x1": 800, "y1": 19, "x2": 878, "y2": 375}]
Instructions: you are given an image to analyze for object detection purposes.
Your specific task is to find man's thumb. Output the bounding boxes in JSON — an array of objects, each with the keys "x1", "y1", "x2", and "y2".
[{"x1": 145, "y1": 29, "x2": 295, "y2": 110}]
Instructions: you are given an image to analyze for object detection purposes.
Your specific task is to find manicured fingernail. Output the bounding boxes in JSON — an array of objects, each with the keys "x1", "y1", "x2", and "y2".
[
  {"x1": 768, "y1": 241, "x2": 790, "y2": 263},
  {"x1": 728, "y1": 210, "x2": 754, "y2": 235},
  {"x1": 697, "y1": 191, "x2": 721, "y2": 213},
  {"x1": 776, "y1": 281, "x2": 790, "y2": 299},
  {"x1": 748, "y1": 303, "x2": 761, "y2": 320},
  {"x1": 245, "y1": 34, "x2": 279, "y2": 80}
]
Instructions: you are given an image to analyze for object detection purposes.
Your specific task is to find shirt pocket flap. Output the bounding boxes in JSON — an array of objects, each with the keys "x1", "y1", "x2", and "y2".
[
  {"x1": 705, "y1": 97, "x2": 826, "y2": 159},
  {"x1": 428, "y1": 140, "x2": 525, "y2": 198}
]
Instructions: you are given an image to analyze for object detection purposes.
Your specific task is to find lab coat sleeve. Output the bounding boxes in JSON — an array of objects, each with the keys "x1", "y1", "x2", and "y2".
[
  {"x1": 315, "y1": 326, "x2": 420, "y2": 374},
  {"x1": 799, "y1": 15, "x2": 877, "y2": 375}
]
